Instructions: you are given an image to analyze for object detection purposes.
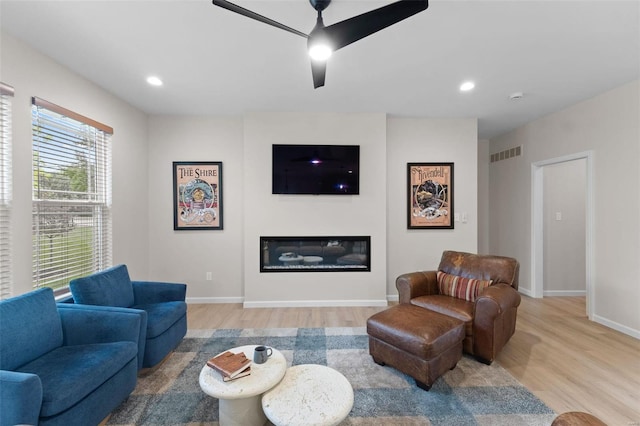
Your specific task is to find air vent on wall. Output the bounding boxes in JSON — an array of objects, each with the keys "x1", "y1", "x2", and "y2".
[{"x1": 490, "y1": 145, "x2": 522, "y2": 163}]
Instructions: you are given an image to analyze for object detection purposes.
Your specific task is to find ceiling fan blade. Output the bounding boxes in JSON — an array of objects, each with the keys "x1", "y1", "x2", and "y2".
[
  {"x1": 324, "y1": 0, "x2": 428, "y2": 51},
  {"x1": 311, "y1": 60, "x2": 327, "y2": 89},
  {"x1": 212, "y1": 0, "x2": 308, "y2": 39}
]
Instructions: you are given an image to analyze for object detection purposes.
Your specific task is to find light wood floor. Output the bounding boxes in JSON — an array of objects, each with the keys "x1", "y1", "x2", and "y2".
[{"x1": 187, "y1": 296, "x2": 640, "y2": 425}]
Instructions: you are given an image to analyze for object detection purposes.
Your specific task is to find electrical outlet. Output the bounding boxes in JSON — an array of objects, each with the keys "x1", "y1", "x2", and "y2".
[{"x1": 206, "y1": 272, "x2": 212, "y2": 281}]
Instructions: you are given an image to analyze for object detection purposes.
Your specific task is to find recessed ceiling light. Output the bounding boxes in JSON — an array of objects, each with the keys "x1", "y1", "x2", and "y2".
[
  {"x1": 146, "y1": 76, "x2": 163, "y2": 87},
  {"x1": 459, "y1": 81, "x2": 475, "y2": 92}
]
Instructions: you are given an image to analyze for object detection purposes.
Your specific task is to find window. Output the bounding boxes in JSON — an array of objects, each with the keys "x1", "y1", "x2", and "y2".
[
  {"x1": 32, "y1": 97, "x2": 113, "y2": 294},
  {"x1": 0, "y1": 83, "x2": 14, "y2": 300}
]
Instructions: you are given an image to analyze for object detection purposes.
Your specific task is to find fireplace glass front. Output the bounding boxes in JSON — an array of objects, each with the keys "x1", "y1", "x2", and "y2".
[{"x1": 260, "y1": 236, "x2": 371, "y2": 272}]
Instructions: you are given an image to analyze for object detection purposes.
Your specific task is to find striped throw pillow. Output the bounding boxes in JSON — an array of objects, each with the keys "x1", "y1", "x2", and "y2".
[{"x1": 437, "y1": 271, "x2": 493, "y2": 302}]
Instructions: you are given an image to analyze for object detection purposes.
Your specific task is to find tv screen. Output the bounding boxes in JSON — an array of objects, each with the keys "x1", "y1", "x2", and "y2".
[{"x1": 272, "y1": 144, "x2": 360, "y2": 195}]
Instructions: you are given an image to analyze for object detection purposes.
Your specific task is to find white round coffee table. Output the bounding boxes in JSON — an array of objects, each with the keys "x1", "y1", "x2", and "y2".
[
  {"x1": 199, "y1": 345, "x2": 286, "y2": 426},
  {"x1": 261, "y1": 364, "x2": 354, "y2": 426}
]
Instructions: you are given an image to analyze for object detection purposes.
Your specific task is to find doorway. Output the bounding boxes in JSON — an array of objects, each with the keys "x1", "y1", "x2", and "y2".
[
  {"x1": 531, "y1": 151, "x2": 594, "y2": 319},
  {"x1": 543, "y1": 159, "x2": 586, "y2": 296}
]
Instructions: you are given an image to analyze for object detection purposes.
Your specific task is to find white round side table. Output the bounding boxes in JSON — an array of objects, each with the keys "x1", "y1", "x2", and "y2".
[
  {"x1": 199, "y1": 345, "x2": 286, "y2": 426},
  {"x1": 262, "y1": 364, "x2": 354, "y2": 426}
]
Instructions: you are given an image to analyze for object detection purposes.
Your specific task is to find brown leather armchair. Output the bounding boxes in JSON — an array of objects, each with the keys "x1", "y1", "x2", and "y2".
[{"x1": 396, "y1": 250, "x2": 521, "y2": 364}]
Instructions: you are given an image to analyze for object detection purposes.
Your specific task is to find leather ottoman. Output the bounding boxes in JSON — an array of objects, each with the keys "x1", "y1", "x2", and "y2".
[{"x1": 367, "y1": 304, "x2": 464, "y2": 390}]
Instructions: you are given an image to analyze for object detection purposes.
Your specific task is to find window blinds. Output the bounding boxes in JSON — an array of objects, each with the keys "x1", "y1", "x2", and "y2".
[
  {"x1": 0, "y1": 83, "x2": 14, "y2": 299},
  {"x1": 31, "y1": 97, "x2": 113, "y2": 293}
]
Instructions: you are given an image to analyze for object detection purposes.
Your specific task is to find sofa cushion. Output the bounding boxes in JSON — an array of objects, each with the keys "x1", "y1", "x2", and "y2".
[
  {"x1": 437, "y1": 271, "x2": 492, "y2": 302},
  {"x1": 133, "y1": 301, "x2": 187, "y2": 339},
  {"x1": 70, "y1": 264, "x2": 135, "y2": 308},
  {"x1": 411, "y1": 295, "x2": 474, "y2": 337},
  {"x1": 16, "y1": 341, "x2": 137, "y2": 417},
  {"x1": 0, "y1": 288, "x2": 63, "y2": 371}
]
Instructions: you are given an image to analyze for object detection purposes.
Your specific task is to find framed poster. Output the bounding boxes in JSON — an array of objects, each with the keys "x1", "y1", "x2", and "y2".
[
  {"x1": 173, "y1": 162, "x2": 223, "y2": 230},
  {"x1": 407, "y1": 162, "x2": 454, "y2": 229}
]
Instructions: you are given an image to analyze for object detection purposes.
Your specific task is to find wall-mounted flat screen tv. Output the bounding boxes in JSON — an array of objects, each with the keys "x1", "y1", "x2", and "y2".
[{"x1": 272, "y1": 144, "x2": 360, "y2": 195}]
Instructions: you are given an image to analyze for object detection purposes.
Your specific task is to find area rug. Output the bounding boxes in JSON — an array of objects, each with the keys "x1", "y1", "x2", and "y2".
[{"x1": 107, "y1": 327, "x2": 556, "y2": 425}]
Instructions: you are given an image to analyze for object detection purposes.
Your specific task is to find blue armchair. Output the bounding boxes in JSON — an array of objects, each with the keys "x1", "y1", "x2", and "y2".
[
  {"x1": 69, "y1": 264, "x2": 187, "y2": 369},
  {"x1": 0, "y1": 288, "x2": 142, "y2": 426}
]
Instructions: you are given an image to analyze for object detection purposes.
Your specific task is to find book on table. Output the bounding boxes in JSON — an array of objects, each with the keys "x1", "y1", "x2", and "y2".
[
  {"x1": 222, "y1": 366, "x2": 251, "y2": 382},
  {"x1": 206, "y1": 351, "x2": 252, "y2": 379}
]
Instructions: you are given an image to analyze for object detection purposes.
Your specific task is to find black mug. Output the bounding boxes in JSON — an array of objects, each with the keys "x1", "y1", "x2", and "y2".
[{"x1": 253, "y1": 345, "x2": 273, "y2": 364}]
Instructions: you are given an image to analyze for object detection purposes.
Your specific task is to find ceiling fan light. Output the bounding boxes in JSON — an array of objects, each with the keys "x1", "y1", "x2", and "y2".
[
  {"x1": 308, "y1": 18, "x2": 333, "y2": 62},
  {"x1": 308, "y1": 43, "x2": 332, "y2": 61}
]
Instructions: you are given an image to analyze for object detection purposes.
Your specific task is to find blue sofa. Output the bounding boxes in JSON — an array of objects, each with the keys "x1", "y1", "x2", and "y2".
[
  {"x1": 69, "y1": 264, "x2": 187, "y2": 369},
  {"x1": 0, "y1": 288, "x2": 142, "y2": 426}
]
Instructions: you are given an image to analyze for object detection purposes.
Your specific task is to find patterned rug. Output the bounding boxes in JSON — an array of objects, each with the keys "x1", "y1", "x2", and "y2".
[{"x1": 107, "y1": 327, "x2": 556, "y2": 425}]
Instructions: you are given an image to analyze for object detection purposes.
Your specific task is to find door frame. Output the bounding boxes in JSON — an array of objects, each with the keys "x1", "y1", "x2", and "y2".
[{"x1": 530, "y1": 151, "x2": 594, "y2": 319}]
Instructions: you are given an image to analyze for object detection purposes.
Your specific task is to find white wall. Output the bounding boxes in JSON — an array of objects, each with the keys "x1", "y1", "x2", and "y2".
[
  {"x1": 146, "y1": 116, "x2": 244, "y2": 300},
  {"x1": 243, "y1": 113, "x2": 388, "y2": 306},
  {"x1": 143, "y1": 114, "x2": 480, "y2": 306},
  {"x1": 490, "y1": 80, "x2": 640, "y2": 337},
  {"x1": 0, "y1": 31, "x2": 150, "y2": 294},
  {"x1": 386, "y1": 118, "x2": 479, "y2": 297}
]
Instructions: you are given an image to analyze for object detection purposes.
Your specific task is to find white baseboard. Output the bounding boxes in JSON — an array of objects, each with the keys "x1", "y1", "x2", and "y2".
[
  {"x1": 386, "y1": 294, "x2": 399, "y2": 302},
  {"x1": 242, "y1": 299, "x2": 388, "y2": 308},
  {"x1": 186, "y1": 296, "x2": 244, "y2": 304},
  {"x1": 593, "y1": 314, "x2": 640, "y2": 340},
  {"x1": 542, "y1": 290, "x2": 587, "y2": 297},
  {"x1": 518, "y1": 287, "x2": 533, "y2": 297}
]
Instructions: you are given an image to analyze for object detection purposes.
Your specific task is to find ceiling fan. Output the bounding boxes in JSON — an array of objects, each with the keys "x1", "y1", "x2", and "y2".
[{"x1": 211, "y1": 0, "x2": 429, "y2": 88}]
